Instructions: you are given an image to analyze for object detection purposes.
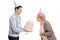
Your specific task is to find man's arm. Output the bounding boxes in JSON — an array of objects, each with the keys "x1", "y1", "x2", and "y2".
[{"x1": 11, "y1": 17, "x2": 24, "y2": 33}]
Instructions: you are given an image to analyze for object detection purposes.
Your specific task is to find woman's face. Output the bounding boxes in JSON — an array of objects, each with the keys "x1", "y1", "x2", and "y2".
[{"x1": 37, "y1": 14, "x2": 42, "y2": 22}]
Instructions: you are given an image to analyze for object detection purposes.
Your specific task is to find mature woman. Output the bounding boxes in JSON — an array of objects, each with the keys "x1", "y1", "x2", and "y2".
[{"x1": 37, "y1": 9, "x2": 57, "y2": 40}]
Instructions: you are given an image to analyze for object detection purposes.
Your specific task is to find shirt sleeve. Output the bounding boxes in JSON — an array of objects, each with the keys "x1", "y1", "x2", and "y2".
[{"x1": 18, "y1": 16, "x2": 24, "y2": 32}]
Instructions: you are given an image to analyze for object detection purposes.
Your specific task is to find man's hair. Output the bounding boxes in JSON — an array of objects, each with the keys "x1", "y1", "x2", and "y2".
[{"x1": 15, "y1": 5, "x2": 22, "y2": 10}]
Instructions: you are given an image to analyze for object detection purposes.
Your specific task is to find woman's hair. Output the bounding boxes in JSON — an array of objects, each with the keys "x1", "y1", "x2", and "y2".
[{"x1": 37, "y1": 13, "x2": 45, "y2": 20}]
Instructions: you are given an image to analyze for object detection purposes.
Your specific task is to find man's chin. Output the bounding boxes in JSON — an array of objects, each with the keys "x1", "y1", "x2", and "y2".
[{"x1": 18, "y1": 13, "x2": 21, "y2": 15}]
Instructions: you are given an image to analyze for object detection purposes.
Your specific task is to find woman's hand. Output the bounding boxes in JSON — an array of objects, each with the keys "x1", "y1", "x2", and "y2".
[
  {"x1": 40, "y1": 32, "x2": 44, "y2": 36},
  {"x1": 39, "y1": 32, "x2": 42, "y2": 36}
]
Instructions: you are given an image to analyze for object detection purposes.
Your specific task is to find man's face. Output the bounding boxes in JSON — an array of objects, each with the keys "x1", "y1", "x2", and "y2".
[{"x1": 16, "y1": 8, "x2": 22, "y2": 15}]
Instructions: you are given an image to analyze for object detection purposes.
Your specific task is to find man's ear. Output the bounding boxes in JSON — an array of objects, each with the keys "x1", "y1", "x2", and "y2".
[{"x1": 15, "y1": 9, "x2": 18, "y2": 11}]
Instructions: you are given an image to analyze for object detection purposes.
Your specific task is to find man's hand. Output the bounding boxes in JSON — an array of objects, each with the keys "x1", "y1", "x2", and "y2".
[{"x1": 24, "y1": 29, "x2": 31, "y2": 32}]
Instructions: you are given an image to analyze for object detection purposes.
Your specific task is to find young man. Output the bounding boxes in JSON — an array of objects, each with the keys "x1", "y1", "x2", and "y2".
[
  {"x1": 8, "y1": 1, "x2": 29, "y2": 40},
  {"x1": 37, "y1": 9, "x2": 57, "y2": 40}
]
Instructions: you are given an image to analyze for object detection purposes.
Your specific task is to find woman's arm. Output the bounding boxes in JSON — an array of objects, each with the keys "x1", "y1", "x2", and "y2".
[{"x1": 42, "y1": 21, "x2": 54, "y2": 37}]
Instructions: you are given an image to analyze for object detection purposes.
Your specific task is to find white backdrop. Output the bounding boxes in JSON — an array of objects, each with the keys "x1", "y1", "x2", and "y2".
[{"x1": 0, "y1": 0, "x2": 60, "y2": 40}]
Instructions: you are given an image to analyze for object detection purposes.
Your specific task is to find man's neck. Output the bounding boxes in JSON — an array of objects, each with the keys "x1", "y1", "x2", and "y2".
[{"x1": 15, "y1": 12, "x2": 19, "y2": 16}]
